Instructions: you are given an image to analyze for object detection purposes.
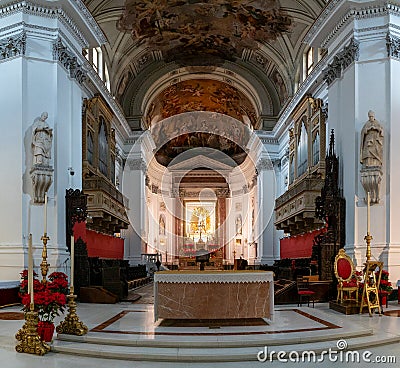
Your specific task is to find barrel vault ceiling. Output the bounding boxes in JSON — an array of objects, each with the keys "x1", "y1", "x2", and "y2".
[{"x1": 83, "y1": 0, "x2": 328, "y2": 131}]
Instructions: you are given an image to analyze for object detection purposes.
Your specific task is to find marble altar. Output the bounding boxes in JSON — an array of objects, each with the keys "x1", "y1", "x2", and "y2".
[{"x1": 154, "y1": 271, "x2": 274, "y2": 321}]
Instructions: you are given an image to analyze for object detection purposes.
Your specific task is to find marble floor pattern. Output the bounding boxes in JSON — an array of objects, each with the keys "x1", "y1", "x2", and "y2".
[{"x1": 0, "y1": 285, "x2": 399, "y2": 367}]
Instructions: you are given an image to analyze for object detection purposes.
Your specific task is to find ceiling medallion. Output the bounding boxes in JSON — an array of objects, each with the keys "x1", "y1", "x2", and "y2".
[{"x1": 118, "y1": 0, "x2": 292, "y2": 64}]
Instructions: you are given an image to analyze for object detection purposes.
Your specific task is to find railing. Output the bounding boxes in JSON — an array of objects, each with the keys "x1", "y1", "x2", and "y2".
[
  {"x1": 83, "y1": 176, "x2": 128, "y2": 207},
  {"x1": 275, "y1": 177, "x2": 324, "y2": 208}
]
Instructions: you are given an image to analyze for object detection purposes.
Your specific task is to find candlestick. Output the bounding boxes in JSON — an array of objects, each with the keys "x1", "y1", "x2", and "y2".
[
  {"x1": 367, "y1": 191, "x2": 370, "y2": 235},
  {"x1": 28, "y1": 234, "x2": 33, "y2": 305},
  {"x1": 70, "y1": 234, "x2": 74, "y2": 288},
  {"x1": 44, "y1": 193, "x2": 47, "y2": 235}
]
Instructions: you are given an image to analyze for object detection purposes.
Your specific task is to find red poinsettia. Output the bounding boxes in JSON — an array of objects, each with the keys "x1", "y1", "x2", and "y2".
[
  {"x1": 376, "y1": 269, "x2": 393, "y2": 293},
  {"x1": 19, "y1": 270, "x2": 69, "y2": 322}
]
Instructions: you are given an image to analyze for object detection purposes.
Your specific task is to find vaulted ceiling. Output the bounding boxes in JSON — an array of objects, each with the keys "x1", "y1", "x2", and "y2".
[{"x1": 83, "y1": 0, "x2": 328, "y2": 131}]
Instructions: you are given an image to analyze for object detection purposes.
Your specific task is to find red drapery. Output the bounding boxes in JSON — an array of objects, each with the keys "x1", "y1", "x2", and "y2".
[
  {"x1": 280, "y1": 228, "x2": 326, "y2": 259},
  {"x1": 73, "y1": 222, "x2": 124, "y2": 259}
]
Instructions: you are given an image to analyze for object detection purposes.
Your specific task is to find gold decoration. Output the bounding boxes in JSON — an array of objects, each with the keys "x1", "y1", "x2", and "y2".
[
  {"x1": 56, "y1": 290, "x2": 88, "y2": 336},
  {"x1": 15, "y1": 306, "x2": 50, "y2": 356},
  {"x1": 40, "y1": 234, "x2": 50, "y2": 283}
]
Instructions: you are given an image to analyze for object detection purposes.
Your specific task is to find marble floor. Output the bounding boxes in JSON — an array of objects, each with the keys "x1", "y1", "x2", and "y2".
[{"x1": 0, "y1": 284, "x2": 399, "y2": 367}]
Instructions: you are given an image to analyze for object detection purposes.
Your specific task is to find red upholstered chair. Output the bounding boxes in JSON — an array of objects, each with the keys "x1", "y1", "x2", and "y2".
[
  {"x1": 297, "y1": 276, "x2": 315, "y2": 307},
  {"x1": 334, "y1": 248, "x2": 359, "y2": 303}
]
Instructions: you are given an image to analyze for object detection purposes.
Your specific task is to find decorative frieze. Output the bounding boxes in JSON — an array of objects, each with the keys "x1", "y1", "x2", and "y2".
[
  {"x1": 53, "y1": 37, "x2": 86, "y2": 85},
  {"x1": 0, "y1": 31, "x2": 26, "y2": 60},
  {"x1": 323, "y1": 38, "x2": 359, "y2": 86},
  {"x1": 387, "y1": 33, "x2": 400, "y2": 59},
  {"x1": 216, "y1": 188, "x2": 230, "y2": 198}
]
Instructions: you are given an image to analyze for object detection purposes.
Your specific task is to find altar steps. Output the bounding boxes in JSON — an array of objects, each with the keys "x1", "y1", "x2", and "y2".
[{"x1": 52, "y1": 331, "x2": 399, "y2": 362}]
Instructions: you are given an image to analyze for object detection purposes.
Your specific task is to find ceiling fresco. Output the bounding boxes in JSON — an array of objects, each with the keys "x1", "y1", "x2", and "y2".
[
  {"x1": 151, "y1": 111, "x2": 252, "y2": 167},
  {"x1": 118, "y1": 0, "x2": 292, "y2": 64},
  {"x1": 147, "y1": 79, "x2": 258, "y2": 127},
  {"x1": 155, "y1": 133, "x2": 247, "y2": 167}
]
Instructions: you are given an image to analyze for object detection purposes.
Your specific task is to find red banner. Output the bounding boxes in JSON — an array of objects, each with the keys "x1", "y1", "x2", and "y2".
[{"x1": 73, "y1": 222, "x2": 124, "y2": 259}]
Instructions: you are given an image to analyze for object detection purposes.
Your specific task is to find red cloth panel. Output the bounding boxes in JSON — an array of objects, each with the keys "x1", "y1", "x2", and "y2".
[
  {"x1": 337, "y1": 258, "x2": 352, "y2": 280},
  {"x1": 72, "y1": 222, "x2": 124, "y2": 259},
  {"x1": 280, "y1": 228, "x2": 326, "y2": 259}
]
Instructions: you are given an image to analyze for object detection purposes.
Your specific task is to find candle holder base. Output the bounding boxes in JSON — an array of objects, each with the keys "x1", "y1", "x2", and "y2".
[
  {"x1": 56, "y1": 293, "x2": 88, "y2": 336},
  {"x1": 15, "y1": 310, "x2": 50, "y2": 355}
]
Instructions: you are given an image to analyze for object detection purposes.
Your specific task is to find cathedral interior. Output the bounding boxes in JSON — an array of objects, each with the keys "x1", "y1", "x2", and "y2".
[{"x1": 1, "y1": 0, "x2": 400, "y2": 365}]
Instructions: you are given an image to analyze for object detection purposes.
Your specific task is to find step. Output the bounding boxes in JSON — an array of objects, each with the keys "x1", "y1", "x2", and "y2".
[
  {"x1": 56, "y1": 325, "x2": 373, "y2": 348},
  {"x1": 52, "y1": 332, "x2": 400, "y2": 362}
]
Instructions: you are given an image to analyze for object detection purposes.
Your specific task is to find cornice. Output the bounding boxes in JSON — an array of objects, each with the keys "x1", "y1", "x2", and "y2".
[
  {"x1": 0, "y1": 1, "x2": 106, "y2": 48},
  {"x1": 69, "y1": 0, "x2": 106, "y2": 44},
  {"x1": 305, "y1": 1, "x2": 400, "y2": 49}
]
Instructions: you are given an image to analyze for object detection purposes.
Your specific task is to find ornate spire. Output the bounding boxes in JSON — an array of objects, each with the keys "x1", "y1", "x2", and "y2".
[{"x1": 328, "y1": 129, "x2": 335, "y2": 157}]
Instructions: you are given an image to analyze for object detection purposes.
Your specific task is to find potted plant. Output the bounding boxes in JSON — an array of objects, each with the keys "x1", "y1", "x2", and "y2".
[
  {"x1": 376, "y1": 269, "x2": 393, "y2": 307},
  {"x1": 19, "y1": 270, "x2": 68, "y2": 342}
]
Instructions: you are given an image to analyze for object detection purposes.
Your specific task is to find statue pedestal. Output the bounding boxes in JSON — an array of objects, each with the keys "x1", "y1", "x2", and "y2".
[
  {"x1": 360, "y1": 166, "x2": 382, "y2": 204},
  {"x1": 30, "y1": 165, "x2": 53, "y2": 203}
]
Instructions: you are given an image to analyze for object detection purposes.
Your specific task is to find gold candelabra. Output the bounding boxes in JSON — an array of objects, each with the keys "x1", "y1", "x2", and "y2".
[
  {"x1": 364, "y1": 233, "x2": 372, "y2": 262},
  {"x1": 40, "y1": 233, "x2": 50, "y2": 282},
  {"x1": 15, "y1": 303, "x2": 50, "y2": 355},
  {"x1": 56, "y1": 287, "x2": 88, "y2": 336}
]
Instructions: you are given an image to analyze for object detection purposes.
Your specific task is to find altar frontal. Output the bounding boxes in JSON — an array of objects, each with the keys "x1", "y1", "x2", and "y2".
[{"x1": 154, "y1": 271, "x2": 274, "y2": 321}]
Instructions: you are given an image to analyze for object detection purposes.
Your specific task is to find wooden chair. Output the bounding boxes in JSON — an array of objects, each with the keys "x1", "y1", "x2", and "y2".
[
  {"x1": 334, "y1": 248, "x2": 359, "y2": 303},
  {"x1": 297, "y1": 276, "x2": 315, "y2": 307}
]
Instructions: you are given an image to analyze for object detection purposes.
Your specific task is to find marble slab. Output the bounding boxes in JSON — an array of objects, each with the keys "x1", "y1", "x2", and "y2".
[{"x1": 154, "y1": 272, "x2": 273, "y2": 321}]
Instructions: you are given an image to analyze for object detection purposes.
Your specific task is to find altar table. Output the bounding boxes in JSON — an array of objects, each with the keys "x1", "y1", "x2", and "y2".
[{"x1": 154, "y1": 271, "x2": 274, "y2": 321}]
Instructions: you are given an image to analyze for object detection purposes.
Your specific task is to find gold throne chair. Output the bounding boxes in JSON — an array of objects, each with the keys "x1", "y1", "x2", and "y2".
[{"x1": 334, "y1": 248, "x2": 359, "y2": 303}]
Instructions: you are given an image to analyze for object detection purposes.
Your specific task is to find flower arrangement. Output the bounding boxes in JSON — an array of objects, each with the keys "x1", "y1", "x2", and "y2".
[
  {"x1": 19, "y1": 270, "x2": 68, "y2": 322},
  {"x1": 376, "y1": 269, "x2": 393, "y2": 293}
]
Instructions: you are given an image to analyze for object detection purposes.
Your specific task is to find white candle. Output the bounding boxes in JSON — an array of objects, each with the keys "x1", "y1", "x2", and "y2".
[
  {"x1": 44, "y1": 193, "x2": 48, "y2": 235},
  {"x1": 367, "y1": 192, "x2": 370, "y2": 235},
  {"x1": 70, "y1": 234, "x2": 74, "y2": 288},
  {"x1": 28, "y1": 234, "x2": 34, "y2": 305}
]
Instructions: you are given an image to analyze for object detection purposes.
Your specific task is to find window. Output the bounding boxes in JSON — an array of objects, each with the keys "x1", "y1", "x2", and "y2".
[
  {"x1": 83, "y1": 47, "x2": 111, "y2": 92},
  {"x1": 92, "y1": 47, "x2": 99, "y2": 72},
  {"x1": 304, "y1": 47, "x2": 314, "y2": 78},
  {"x1": 87, "y1": 131, "x2": 94, "y2": 166},
  {"x1": 98, "y1": 117, "x2": 108, "y2": 177},
  {"x1": 104, "y1": 64, "x2": 110, "y2": 91}
]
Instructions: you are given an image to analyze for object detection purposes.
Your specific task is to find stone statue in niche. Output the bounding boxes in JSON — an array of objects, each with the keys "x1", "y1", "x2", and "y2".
[
  {"x1": 30, "y1": 112, "x2": 54, "y2": 203},
  {"x1": 32, "y1": 112, "x2": 53, "y2": 165},
  {"x1": 360, "y1": 110, "x2": 384, "y2": 204},
  {"x1": 159, "y1": 215, "x2": 166, "y2": 236},
  {"x1": 236, "y1": 215, "x2": 242, "y2": 235}
]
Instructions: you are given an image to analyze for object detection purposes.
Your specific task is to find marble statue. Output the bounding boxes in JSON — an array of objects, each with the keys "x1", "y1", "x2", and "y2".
[
  {"x1": 32, "y1": 112, "x2": 53, "y2": 166},
  {"x1": 30, "y1": 112, "x2": 53, "y2": 203},
  {"x1": 360, "y1": 110, "x2": 383, "y2": 168},
  {"x1": 360, "y1": 110, "x2": 384, "y2": 204}
]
